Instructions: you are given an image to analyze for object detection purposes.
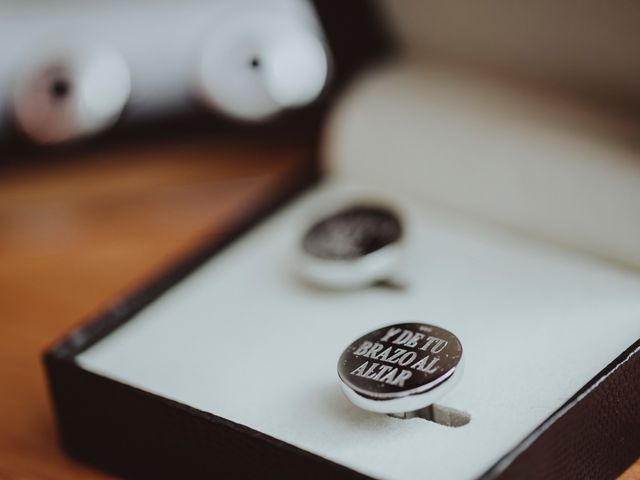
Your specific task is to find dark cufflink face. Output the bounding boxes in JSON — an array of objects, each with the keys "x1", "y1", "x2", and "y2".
[
  {"x1": 302, "y1": 205, "x2": 402, "y2": 260},
  {"x1": 296, "y1": 204, "x2": 404, "y2": 290},
  {"x1": 338, "y1": 323, "x2": 463, "y2": 414}
]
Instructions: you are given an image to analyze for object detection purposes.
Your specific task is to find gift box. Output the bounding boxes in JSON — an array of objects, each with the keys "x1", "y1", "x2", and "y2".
[{"x1": 44, "y1": 1, "x2": 640, "y2": 479}]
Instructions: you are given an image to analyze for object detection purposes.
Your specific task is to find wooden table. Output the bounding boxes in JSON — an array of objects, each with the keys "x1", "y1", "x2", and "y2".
[{"x1": 0, "y1": 139, "x2": 638, "y2": 479}]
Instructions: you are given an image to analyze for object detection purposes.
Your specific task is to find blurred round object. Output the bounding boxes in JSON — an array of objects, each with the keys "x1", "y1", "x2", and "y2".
[
  {"x1": 13, "y1": 45, "x2": 131, "y2": 144},
  {"x1": 295, "y1": 203, "x2": 406, "y2": 290},
  {"x1": 196, "y1": 10, "x2": 329, "y2": 121}
]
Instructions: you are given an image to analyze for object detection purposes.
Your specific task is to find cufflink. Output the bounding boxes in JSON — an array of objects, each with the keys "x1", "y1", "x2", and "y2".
[
  {"x1": 338, "y1": 323, "x2": 467, "y2": 424},
  {"x1": 12, "y1": 44, "x2": 131, "y2": 145},
  {"x1": 195, "y1": 9, "x2": 328, "y2": 121},
  {"x1": 295, "y1": 203, "x2": 406, "y2": 290}
]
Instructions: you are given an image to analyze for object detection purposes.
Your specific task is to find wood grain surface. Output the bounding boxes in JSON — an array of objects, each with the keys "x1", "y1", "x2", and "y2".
[{"x1": 0, "y1": 139, "x2": 637, "y2": 479}]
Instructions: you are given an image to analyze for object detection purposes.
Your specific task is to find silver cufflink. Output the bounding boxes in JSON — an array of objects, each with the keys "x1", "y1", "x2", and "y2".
[
  {"x1": 338, "y1": 322, "x2": 469, "y2": 426},
  {"x1": 13, "y1": 44, "x2": 131, "y2": 145},
  {"x1": 294, "y1": 203, "x2": 406, "y2": 290}
]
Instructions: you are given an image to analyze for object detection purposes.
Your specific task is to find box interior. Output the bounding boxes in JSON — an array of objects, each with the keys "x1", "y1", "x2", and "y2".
[
  {"x1": 67, "y1": 57, "x2": 640, "y2": 479},
  {"x1": 76, "y1": 174, "x2": 640, "y2": 480}
]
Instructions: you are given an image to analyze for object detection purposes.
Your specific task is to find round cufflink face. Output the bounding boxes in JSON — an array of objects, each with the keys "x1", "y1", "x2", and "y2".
[
  {"x1": 13, "y1": 46, "x2": 130, "y2": 144},
  {"x1": 296, "y1": 204, "x2": 404, "y2": 290},
  {"x1": 302, "y1": 205, "x2": 402, "y2": 260},
  {"x1": 196, "y1": 10, "x2": 328, "y2": 121},
  {"x1": 338, "y1": 323, "x2": 463, "y2": 414}
]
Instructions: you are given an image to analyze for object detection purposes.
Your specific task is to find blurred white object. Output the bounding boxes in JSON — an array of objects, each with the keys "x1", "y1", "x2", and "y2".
[
  {"x1": 195, "y1": 9, "x2": 328, "y2": 121},
  {"x1": 0, "y1": 0, "x2": 325, "y2": 130},
  {"x1": 12, "y1": 45, "x2": 131, "y2": 144},
  {"x1": 325, "y1": 62, "x2": 640, "y2": 270}
]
